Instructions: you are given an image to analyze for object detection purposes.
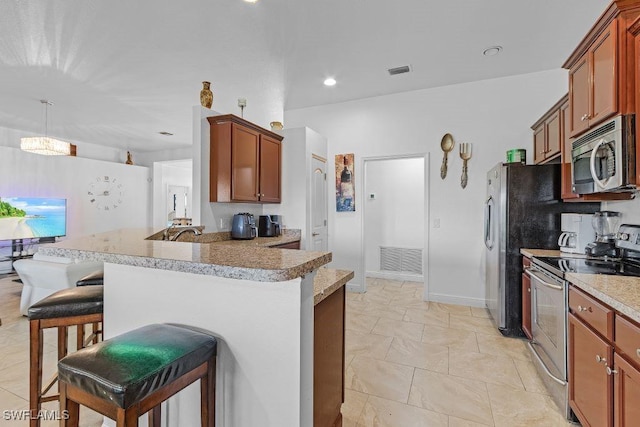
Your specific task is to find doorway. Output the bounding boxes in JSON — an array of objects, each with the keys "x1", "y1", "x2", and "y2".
[
  {"x1": 311, "y1": 154, "x2": 328, "y2": 251},
  {"x1": 152, "y1": 160, "x2": 193, "y2": 228},
  {"x1": 362, "y1": 154, "x2": 428, "y2": 298}
]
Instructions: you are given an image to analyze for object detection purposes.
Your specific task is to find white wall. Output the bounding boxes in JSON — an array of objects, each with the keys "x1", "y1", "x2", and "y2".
[
  {"x1": 603, "y1": 197, "x2": 640, "y2": 225},
  {"x1": 268, "y1": 127, "x2": 327, "y2": 248},
  {"x1": 0, "y1": 146, "x2": 151, "y2": 240},
  {"x1": 285, "y1": 69, "x2": 569, "y2": 306},
  {"x1": 0, "y1": 124, "x2": 128, "y2": 163},
  {"x1": 364, "y1": 158, "x2": 424, "y2": 275}
]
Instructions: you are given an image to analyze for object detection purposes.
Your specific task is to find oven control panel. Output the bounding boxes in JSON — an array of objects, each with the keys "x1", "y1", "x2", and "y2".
[{"x1": 616, "y1": 224, "x2": 640, "y2": 251}]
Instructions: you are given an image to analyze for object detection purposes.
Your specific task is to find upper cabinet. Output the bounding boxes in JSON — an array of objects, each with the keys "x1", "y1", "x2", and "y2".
[
  {"x1": 631, "y1": 15, "x2": 640, "y2": 188},
  {"x1": 208, "y1": 115, "x2": 283, "y2": 203},
  {"x1": 563, "y1": 2, "x2": 640, "y2": 139},
  {"x1": 532, "y1": 95, "x2": 565, "y2": 164}
]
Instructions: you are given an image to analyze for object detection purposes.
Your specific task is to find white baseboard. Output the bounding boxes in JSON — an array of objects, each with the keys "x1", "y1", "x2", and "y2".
[
  {"x1": 427, "y1": 292, "x2": 486, "y2": 308},
  {"x1": 366, "y1": 270, "x2": 423, "y2": 283},
  {"x1": 346, "y1": 282, "x2": 364, "y2": 293}
]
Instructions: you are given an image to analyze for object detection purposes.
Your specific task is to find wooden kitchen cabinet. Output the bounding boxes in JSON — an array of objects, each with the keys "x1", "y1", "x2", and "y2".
[
  {"x1": 531, "y1": 96, "x2": 564, "y2": 164},
  {"x1": 208, "y1": 114, "x2": 283, "y2": 203},
  {"x1": 613, "y1": 352, "x2": 640, "y2": 427},
  {"x1": 563, "y1": 2, "x2": 640, "y2": 139},
  {"x1": 314, "y1": 285, "x2": 345, "y2": 427},
  {"x1": 568, "y1": 284, "x2": 640, "y2": 427},
  {"x1": 631, "y1": 16, "x2": 640, "y2": 191},
  {"x1": 270, "y1": 240, "x2": 301, "y2": 250},
  {"x1": 521, "y1": 257, "x2": 532, "y2": 340},
  {"x1": 568, "y1": 312, "x2": 614, "y2": 427}
]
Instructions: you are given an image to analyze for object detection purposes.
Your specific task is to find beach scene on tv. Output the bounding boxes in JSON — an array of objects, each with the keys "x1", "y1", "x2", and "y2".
[{"x1": 0, "y1": 197, "x2": 66, "y2": 240}]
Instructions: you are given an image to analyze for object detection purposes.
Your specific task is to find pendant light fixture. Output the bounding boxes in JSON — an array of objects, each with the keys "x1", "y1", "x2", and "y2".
[{"x1": 20, "y1": 100, "x2": 76, "y2": 156}]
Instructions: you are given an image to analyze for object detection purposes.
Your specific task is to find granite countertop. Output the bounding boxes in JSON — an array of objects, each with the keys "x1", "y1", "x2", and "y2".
[
  {"x1": 521, "y1": 248, "x2": 640, "y2": 323},
  {"x1": 520, "y1": 248, "x2": 587, "y2": 259},
  {"x1": 313, "y1": 268, "x2": 354, "y2": 305},
  {"x1": 567, "y1": 273, "x2": 640, "y2": 324},
  {"x1": 39, "y1": 228, "x2": 330, "y2": 282}
]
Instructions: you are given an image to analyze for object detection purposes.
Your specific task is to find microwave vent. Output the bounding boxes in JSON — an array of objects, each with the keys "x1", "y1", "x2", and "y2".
[{"x1": 573, "y1": 120, "x2": 617, "y2": 149}]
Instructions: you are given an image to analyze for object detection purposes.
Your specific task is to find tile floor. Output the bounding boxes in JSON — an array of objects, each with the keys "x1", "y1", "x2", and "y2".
[
  {"x1": 0, "y1": 275, "x2": 102, "y2": 427},
  {"x1": 0, "y1": 274, "x2": 572, "y2": 426},
  {"x1": 342, "y1": 278, "x2": 573, "y2": 427}
]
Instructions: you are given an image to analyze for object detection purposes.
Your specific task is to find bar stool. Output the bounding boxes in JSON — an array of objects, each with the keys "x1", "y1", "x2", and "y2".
[
  {"x1": 74, "y1": 270, "x2": 104, "y2": 349},
  {"x1": 58, "y1": 323, "x2": 217, "y2": 427},
  {"x1": 28, "y1": 285, "x2": 104, "y2": 427}
]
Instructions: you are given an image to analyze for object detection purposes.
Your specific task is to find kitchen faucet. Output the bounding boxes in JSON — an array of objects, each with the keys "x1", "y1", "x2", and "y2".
[
  {"x1": 162, "y1": 223, "x2": 177, "y2": 241},
  {"x1": 170, "y1": 227, "x2": 203, "y2": 241}
]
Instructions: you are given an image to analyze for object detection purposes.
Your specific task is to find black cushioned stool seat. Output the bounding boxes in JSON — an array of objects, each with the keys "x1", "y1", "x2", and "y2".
[
  {"x1": 75, "y1": 270, "x2": 104, "y2": 287},
  {"x1": 28, "y1": 286, "x2": 104, "y2": 427},
  {"x1": 58, "y1": 323, "x2": 217, "y2": 427},
  {"x1": 28, "y1": 285, "x2": 103, "y2": 320}
]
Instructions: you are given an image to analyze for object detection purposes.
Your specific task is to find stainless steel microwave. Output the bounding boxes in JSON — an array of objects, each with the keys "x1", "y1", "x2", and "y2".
[{"x1": 571, "y1": 114, "x2": 636, "y2": 194}]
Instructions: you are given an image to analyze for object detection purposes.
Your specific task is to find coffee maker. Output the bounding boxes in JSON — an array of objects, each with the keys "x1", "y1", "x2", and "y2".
[
  {"x1": 558, "y1": 213, "x2": 596, "y2": 254},
  {"x1": 585, "y1": 211, "x2": 622, "y2": 258}
]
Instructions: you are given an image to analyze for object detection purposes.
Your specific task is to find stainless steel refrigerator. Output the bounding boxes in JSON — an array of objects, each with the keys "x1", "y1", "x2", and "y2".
[{"x1": 483, "y1": 162, "x2": 598, "y2": 337}]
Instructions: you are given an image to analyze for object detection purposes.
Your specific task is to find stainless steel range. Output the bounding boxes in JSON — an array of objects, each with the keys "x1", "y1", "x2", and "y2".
[{"x1": 527, "y1": 223, "x2": 640, "y2": 420}]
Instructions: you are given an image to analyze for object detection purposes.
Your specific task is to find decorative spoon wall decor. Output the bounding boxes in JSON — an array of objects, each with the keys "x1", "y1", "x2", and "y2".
[
  {"x1": 460, "y1": 142, "x2": 472, "y2": 189},
  {"x1": 440, "y1": 133, "x2": 455, "y2": 179}
]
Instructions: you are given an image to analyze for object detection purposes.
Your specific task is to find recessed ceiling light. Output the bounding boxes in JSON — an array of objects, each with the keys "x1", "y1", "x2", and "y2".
[
  {"x1": 483, "y1": 46, "x2": 503, "y2": 56},
  {"x1": 158, "y1": 131, "x2": 173, "y2": 136},
  {"x1": 244, "y1": 0, "x2": 258, "y2": 3},
  {"x1": 324, "y1": 78, "x2": 337, "y2": 87}
]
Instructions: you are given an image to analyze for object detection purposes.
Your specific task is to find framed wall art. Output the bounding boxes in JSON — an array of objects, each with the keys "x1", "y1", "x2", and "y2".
[{"x1": 335, "y1": 153, "x2": 355, "y2": 212}]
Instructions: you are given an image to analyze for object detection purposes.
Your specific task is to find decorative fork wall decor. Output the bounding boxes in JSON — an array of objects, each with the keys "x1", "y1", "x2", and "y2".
[{"x1": 459, "y1": 143, "x2": 472, "y2": 189}]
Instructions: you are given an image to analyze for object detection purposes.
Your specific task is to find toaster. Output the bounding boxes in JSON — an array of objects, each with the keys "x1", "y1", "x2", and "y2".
[
  {"x1": 258, "y1": 215, "x2": 281, "y2": 237},
  {"x1": 231, "y1": 213, "x2": 257, "y2": 240}
]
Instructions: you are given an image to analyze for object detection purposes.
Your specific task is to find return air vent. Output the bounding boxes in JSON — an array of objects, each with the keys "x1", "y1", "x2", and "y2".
[
  {"x1": 380, "y1": 246, "x2": 422, "y2": 274},
  {"x1": 388, "y1": 65, "x2": 411, "y2": 76}
]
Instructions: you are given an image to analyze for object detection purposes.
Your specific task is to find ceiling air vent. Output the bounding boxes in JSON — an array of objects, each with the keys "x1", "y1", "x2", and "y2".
[{"x1": 388, "y1": 65, "x2": 411, "y2": 76}]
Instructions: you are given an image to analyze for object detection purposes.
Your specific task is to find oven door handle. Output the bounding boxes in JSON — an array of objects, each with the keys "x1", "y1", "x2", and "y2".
[
  {"x1": 589, "y1": 138, "x2": 612, "y2": 189},
  {"x1": 527, "y1": 342, "x2": 567, "y2": 386},
  {"x1": 525, "y1": 267, "x2": 564, "y2": 291}
]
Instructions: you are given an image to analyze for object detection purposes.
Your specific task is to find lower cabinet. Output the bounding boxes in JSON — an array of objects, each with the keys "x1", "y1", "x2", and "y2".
[
  {"x1": 568, "y1": 313, "x2": 613, "y2": 427},
  {"x1": 270, "y1": 240, "x2": 301, "y2": 250},
  {"x1": 613, "y1": 353, "x2": 640, "y2": 426},
  {"x1": 314, "y1": 286, "x2": 345, "y2": 427},
  {"x1": 568, "y1": 285, "x2": 640, "y2": 427}
]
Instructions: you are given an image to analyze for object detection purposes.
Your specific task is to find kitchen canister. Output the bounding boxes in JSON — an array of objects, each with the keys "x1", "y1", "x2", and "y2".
[{"x1": 506, "y1": 149, "x2": 526, "y2": 164}]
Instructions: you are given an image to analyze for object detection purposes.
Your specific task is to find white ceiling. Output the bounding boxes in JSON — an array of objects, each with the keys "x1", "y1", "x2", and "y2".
[{"x1": 0, "y1": 0, "x2": 607, "y2": 152}]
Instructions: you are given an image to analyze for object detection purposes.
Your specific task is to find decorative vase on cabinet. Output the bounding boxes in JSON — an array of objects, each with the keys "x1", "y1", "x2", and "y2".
[{"x1": 200, "y1": 81, "x2": 213, "y2": 109}]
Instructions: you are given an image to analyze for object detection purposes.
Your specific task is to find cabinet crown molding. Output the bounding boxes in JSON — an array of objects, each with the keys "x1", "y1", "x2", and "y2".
[
  {"x1": 563, "y1": 1, "x2": 640, "y2": 69},
  {"x1": 207, "y1": 114, "x2": 283, "y2": 142}
]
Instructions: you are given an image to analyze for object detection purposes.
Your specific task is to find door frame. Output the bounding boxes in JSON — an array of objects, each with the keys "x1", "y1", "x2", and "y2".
[
  {"x1": 360, "y1": 153, "x2": 430, "y2": 300},
  {"x1": 310, "y1": 153, "x2": 328, "y2": 251}
]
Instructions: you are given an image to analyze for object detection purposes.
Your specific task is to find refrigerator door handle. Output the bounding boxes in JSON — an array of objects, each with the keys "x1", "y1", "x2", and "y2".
[{"x1": 484, "y1": 196, "x2": 494, "y2": 250}]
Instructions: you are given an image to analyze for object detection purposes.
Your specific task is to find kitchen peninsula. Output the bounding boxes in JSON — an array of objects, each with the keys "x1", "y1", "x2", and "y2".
[{"x1": 38, "y1": 228, "x2": 348, "y2": 427}]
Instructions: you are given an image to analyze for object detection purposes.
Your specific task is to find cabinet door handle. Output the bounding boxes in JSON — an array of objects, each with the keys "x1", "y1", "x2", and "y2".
[
  {"x1": 595, "y1": 355, "x2": 607, "y2": 364},
  {"x1": 606, "y1": 366, "x2": 618, "y2": 376},
  {"x1": 581, "y1": 114, "x2": 589, "y2": 121},
  {"x1": 636, "y1": 349, "x2": 640, "y2": 358},
  {"x1": 577, "y1": 305, "x2": 591, "y2": 313},
  {"x1": 312, "y1": 232, "x2": 319, "y2": 236}
]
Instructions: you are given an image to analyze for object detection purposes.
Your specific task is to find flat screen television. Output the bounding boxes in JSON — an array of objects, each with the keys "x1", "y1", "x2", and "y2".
[{"x1": 0, "y1": 197, "x2": 67, "y2": 241}]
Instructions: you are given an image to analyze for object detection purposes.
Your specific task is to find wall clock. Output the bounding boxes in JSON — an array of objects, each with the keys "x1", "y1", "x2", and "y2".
[{"x1": 87, "y1": 175, "x2": 124, "y2": 211}]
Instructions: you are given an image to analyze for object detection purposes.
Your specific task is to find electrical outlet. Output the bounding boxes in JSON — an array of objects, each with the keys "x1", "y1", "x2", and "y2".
[
  {"x1": 219, "y1": 218, "x2": 230, "y2": 230},
  {"x1": 433, "y1": 218, "x2": 441, "y2": 228}
]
